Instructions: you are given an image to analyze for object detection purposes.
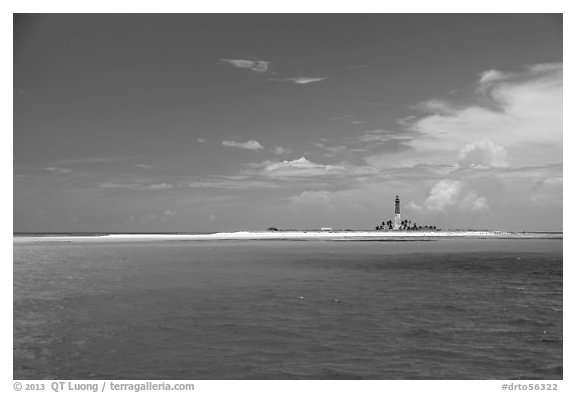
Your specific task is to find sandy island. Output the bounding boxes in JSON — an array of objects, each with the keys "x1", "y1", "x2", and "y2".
[{"x1": 13, "y1": 230, "x2": 562, "y2": 243}]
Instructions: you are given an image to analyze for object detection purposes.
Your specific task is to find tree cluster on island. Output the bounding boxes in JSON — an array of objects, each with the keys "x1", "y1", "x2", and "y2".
[{"x1": 375, "y1": 220, "x2": 439, "y2": 231}]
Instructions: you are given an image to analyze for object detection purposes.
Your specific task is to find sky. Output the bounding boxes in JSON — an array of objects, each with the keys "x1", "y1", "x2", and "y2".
[{"x1": 13, "y1": 14, "x2": 563, "y2": 232}]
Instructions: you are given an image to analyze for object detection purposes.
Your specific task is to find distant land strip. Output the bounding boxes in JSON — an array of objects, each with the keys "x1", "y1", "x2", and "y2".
[{"x1": 13, "y1": 230, "x2": 562, "y2": 243}]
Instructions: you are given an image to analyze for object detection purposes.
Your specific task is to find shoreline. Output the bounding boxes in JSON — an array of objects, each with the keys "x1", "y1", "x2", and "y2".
[{"x1": 13, "y1": 230, "x2": 562, "y2": 243}]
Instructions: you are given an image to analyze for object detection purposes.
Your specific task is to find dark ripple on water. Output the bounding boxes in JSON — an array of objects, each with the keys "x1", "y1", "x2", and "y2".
[{"x1": 13, "y1": 239, "x2": 562, "y2": 379}]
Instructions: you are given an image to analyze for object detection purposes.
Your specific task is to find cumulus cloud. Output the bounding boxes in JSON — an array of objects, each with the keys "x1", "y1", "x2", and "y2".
[
  {"x1": 458, "y1": 139, "x2": 509, "y2": 168},
  {"x1": 271, "y1": 77, "x2": 328, "y2": 84},
  {"x1": 408, "y1": 180, "x2": 489, "y2": 213},
  {"x1": 366, "y1": 63, "x2": 562, "y2": 169},
  {"x1": 197, "y1": 138, "x2": 206, "y2": 143},
  {"x1": 222, "y1": 140, "x2": 264, "y2": 150},
  {"x1": 220, "y1": 59, "x2": 271, "y2": 73},
  {"x1": 410, "y1": 63, "x2": 562, "y2": 165},
  {"x1": 422, "y1": 180, "x2": 462, "y2": 212},
  {"x1": 528, "y1": 176, "x2": 563, "y2": 205},
  {"x1": 459, "y1": 191, "x2": 489, "y2": 212}
]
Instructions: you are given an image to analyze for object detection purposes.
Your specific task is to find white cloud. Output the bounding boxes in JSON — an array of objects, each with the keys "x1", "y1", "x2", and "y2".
[
  {"x1": 458, "y1": 139, "x2": 508, "y2": 168},
  {"x1": 358, "y1": 129, "x2": 411, "y2": 144},
  {"x1": 271, "y1": 77, "x2": 328, "y2": 84},
  {"x1": 197, "y1": 138, "x2": 206, "y2": 143},
  {"x1": 144, "y1": 183, "x2": 173, "y2": 190},
  {"x1": 222, "y1": 140, "x2": 264, "y2": 150},
  {"x1": 258, "y1": 157, "x2": 341, "y2": 177},
  {"x1": 100, "y1": 182, "x2": 173, "y2": 191},
  {"x1": 273, "y1": 146, "x2": 292, "y2": 156},
  {"x1": 422, "y1": 180, "x2": 462, "y2": 212},
  {"x1": 409, "y1": 63, "x2": 562, "y2": 166},
  {"x1": 366, "y1": 63, "x2": 562, "y2": 169},
  {"x1": 285, "y1": 181, "x2": 420, "y2": 224},
  {"x1": 417, "y1": 99, "x2": 456, "y2": 115},
  {"x1": 528, "y1": 177, "x2": 563, "y2": 205},
  {"x1": 408, "y1": 180, "x2": 490, "y2": 213},
  {"x1": 405, "y1": 200, "x2": 422, "y2": 211},
  {"x1": 44, "y1": 167, "x2": 72, "y2": 174},
  {"x1": 459, "y1": 191, "x2": 489, "y2": 212},
  {"x1": 249, "y1": 157, "x2": 376, "y2": 179},
  {"x1": 478, "y1": 69, "x2": 507, "y2": 84},
  {"x1": 220, "y1": 59, "x2": 270, "y2": 73},
  {"x1": 135, "y1": 164, "x2": 153, "y2": 170}
]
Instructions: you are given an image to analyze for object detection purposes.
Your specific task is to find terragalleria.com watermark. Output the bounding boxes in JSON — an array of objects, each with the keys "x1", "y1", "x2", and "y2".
[{"x1": 13, "y1": 381, "x2": 195, "y2": 392}]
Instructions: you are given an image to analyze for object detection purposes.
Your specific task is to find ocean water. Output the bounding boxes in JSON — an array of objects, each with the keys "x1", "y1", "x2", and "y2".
[{"x1": 13, "y1": 238, "x2": 562, "y2": 379}]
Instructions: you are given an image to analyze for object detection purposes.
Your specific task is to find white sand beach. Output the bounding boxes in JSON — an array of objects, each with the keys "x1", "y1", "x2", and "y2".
[{"x1": 13, "y1": 230, "x2": 561, "y2": 243}]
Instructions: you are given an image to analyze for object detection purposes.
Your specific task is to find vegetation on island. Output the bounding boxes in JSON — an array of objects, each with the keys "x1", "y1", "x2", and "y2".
[{"x1": 375, "y1": 219, "x2": 439, "y2": 231}]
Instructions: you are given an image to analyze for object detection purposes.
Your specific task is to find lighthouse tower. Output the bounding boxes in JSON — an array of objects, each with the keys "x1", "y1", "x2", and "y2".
[{"x1": 393, "y1": 195, "x2": 401, "y2": 230}]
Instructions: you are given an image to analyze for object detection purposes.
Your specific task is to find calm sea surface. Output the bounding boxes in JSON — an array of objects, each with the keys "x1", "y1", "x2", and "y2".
[{"x1": 13, "y1": 238, "x2": 562, "y2": 379}]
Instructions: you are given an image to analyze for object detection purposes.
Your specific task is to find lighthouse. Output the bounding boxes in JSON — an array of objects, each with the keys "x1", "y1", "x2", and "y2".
[{"x1": 393, "y1": 195, "x2": 401, "y2": 230}]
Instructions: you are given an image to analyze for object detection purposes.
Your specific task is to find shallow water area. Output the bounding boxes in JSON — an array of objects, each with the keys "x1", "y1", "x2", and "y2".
[{"x1": 13, "y1": 237, "x2": 562, "y2": 379}]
